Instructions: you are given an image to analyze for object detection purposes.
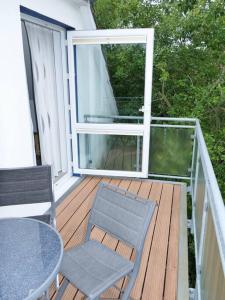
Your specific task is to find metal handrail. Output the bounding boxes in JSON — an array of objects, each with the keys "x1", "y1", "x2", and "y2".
[
  {"x1": 83, "y1": 114, "x2": 196, "y2": 128},
  {"x1": 152, "y1": 116, "x2": 197, "y2": 122},
  {"x1": 84, "y1": 114, "x2": 143, "y2": 120},
  {"x1": 84, "y1": 114, "x2": 198, "y2": 123}
]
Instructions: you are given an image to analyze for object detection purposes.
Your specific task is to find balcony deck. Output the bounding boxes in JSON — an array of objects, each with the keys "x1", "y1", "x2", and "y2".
[{"x1": 51, "y1": 176, "x2": 187, "y2": 300}]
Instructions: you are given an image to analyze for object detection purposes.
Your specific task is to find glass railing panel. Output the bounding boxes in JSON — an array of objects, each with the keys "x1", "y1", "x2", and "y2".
[
  {"x1": 200, "y1": 208, "x2": 225, "y2": 300},
  {"x1": 194, "y1": 158, "x2": 206, "y2": 251},
  {"x1": 149, "y1": 127, "x2": 194, "y2": 177},
  {"x1": 78, "y1": 134, "x2": 142, "y2": 172}
]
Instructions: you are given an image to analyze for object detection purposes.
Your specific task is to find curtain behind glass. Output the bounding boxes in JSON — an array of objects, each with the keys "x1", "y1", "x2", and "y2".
[{"x1": 25, "y1": 21, "x2": 63, "y2": 177}]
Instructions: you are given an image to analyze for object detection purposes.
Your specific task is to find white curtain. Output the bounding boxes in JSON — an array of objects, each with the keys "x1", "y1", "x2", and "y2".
[
  {"x1": 52, "y1": 30, "x2": 68, "y2": 175},
  {"x1": 25, "y1": 21, "x2": 67, "y2": 177}
]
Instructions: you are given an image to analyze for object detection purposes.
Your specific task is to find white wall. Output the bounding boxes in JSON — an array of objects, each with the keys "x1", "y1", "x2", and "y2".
[
  {"x1": 0, "y1": 0, "x2": 94, "y2": 168},
  {"x1": 0, "y1": 1, "x2": 35, "y2": 168},
  {"x1": 21, "y1": 0, "x2": 87, "y2": 30}
]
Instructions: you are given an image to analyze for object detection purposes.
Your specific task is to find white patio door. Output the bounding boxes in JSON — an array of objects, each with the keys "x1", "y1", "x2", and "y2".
[{"x1": 67, "y1": 29, "x2": 154, "y2": 178}]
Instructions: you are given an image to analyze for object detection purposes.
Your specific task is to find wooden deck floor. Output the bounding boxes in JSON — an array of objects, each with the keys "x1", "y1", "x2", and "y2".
[{"x1": 51, "y1": 176, "x2": 185, "y2": 300}]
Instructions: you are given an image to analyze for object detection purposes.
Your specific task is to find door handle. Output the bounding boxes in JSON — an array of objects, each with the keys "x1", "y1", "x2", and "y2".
[
  {"x1": 139, "y1": 106, "x2": 145, "y2": 112},
  {"x1": 139, "y1": 106, "x2": 150, "y2": 113}
]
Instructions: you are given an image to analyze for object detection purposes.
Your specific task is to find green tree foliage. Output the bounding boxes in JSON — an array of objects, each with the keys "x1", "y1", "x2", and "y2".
[
  {"x1": 93, "y1": 0, "x2": 225, "y2": 198},
  {"x1": 103, "y1": 44, "x2": 145, "y2": 97}
]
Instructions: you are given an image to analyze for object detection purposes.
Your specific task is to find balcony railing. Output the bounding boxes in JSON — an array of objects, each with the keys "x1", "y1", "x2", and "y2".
[
  {"x1": 83, "y1": 114, "x2": 225, "y2": 299},
  {"x1": 151, "y1": 117, "x2": 225, "y2": 299},
  {"x1": 191, "y1": 120, "x2": 225, "y2": 299}
]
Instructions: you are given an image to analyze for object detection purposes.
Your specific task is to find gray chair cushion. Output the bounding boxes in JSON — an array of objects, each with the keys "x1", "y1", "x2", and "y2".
[
  {"x1": 89, "y1": 182, "x2": 156, "y2": 249},
  {"x1": 0, "y1": 165, "x2": 53, "y2": 206},
  {"x1": 0, "y1": 165, "x2": 54, "y2": 224},
  {"x1": 60, "y1": 240, "x2": 134, "y2": 298}
]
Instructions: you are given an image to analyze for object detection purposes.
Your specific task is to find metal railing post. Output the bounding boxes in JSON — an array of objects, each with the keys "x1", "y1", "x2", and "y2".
[
  {"x1": 191, "y1": 150, "x2": 200, "y2": 238},
  {"x1": 193, "y1": 151, "x2": 200, "y2": 208},
  {"x1": 190, "y1": 126, "x2": 197, "y2": 195}
]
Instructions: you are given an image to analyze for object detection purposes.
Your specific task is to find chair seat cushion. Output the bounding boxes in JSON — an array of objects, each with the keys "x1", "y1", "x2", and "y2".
[{"x1": 60, "y1": 240, "x2": 134, "y2": 298}]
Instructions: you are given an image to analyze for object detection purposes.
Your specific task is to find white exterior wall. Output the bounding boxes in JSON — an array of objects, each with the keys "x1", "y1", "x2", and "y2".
[{"x1": 0, "y1": 0, "x2": 95, "y2": 168}]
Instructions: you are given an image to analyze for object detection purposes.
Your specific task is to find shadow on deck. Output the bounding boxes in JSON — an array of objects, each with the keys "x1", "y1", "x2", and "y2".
[{"x1": 51, "y1": 176, "x2": 187, "y2": 300}]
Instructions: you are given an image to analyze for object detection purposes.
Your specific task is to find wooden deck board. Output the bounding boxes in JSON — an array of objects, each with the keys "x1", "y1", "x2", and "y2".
[
  {"x1": 51, "y1": 177, "x2": 184, "y2": 300},
  {"x1": 163, "y1": 185, "x2": 181, "y2": 300},
  {"x1": 141, "y1": 184, "x2": 174, "y2": 299},
  {"x1": 55, "y1": 177, "x2": 93, "y2": 216},
  {"x1": 131, "y1": 181, "x2": 162, "y2": 300}
]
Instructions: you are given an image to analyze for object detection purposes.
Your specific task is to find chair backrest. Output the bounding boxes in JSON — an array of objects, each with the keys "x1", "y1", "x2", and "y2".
[
  {"x1": 0, "y1": 165, "x2": 54, "y2": 224},
  {"x1": 87, "y1": 182, "x2": 156, "y2": 251}
]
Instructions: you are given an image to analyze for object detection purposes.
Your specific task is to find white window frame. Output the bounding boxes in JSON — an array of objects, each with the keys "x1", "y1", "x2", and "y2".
[
  {"x1": 21, "y1": 13, "x2": 73, "y2": 181},
  {"x1": 67, "y1": 28, "x2": 154, "y2": 178}
]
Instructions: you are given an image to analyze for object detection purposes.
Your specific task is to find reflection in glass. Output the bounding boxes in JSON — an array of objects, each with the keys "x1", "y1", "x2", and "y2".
[
  {"x1": 78, "y1": 134, "x2": 143, "y2": 172},
  {"x1": 75, "y1": 43, "x2": 145, "y2": 124}
]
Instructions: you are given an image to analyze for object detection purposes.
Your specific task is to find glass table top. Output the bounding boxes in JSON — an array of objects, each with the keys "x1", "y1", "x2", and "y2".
[{"x1": 0, "y1": 218, "x2": 63, "y2": 300}]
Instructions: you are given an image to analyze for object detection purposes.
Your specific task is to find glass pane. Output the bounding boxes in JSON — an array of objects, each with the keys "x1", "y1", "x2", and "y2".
[
  {"x1": 75, "y1": 43, "x2": 145, "y2": 124},
  {"x1": 78, "y1": 134, "x2": 143, "y2": 172},
  {"x1": 149, "y1": 127, "x2": 194, "y2": 176},
  {"x1": 195, "y1": 158, "x2": 206, "y2": 250}
]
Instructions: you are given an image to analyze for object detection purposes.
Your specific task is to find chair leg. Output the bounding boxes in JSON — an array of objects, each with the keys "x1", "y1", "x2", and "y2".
[
  {"x1": 55, "y1": 278, "x2": 69, "y2": 300},
  {"x1": 44, "y1": 290, "x2": 50, "y2": 300},
  {"x1": 120, "y1": 275, "x2": 136, "y2": 300},
  {"x1": 38, "y1": 290, "x2": 50, "y2": 300}
]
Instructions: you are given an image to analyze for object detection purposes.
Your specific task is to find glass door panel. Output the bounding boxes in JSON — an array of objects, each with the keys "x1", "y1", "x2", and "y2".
[
  {"x1": 67, "y1": 29, "x2": 154, "y2": 177},
  {"x1": 78, "y1": 133, "x2": 143, "y2": 172},
  {"x1": 75, "y1": 43, "x2": 145, "y2": 124}
]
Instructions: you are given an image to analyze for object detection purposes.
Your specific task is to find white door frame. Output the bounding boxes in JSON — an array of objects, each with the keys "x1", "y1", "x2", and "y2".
[{"x1": 67, "y1": 28, "x2": 154, "y2": 178}]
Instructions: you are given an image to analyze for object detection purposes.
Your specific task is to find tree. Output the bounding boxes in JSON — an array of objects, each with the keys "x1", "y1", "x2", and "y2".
[{"x1": 93, "y1": 0, "x2": 225, "y2": 198}]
